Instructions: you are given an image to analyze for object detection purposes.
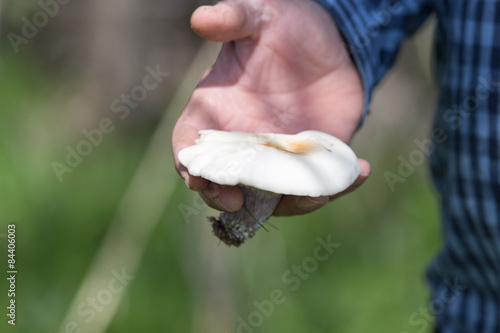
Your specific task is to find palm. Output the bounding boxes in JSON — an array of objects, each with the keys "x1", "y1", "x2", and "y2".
[{"x1": 172, "y1": 0, "x2": 368, "y2": 216}]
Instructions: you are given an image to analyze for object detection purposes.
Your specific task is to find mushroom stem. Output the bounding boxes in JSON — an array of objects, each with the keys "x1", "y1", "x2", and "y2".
[{"x1": 209, "y1": 187, "x2": 282, "y2": 247}]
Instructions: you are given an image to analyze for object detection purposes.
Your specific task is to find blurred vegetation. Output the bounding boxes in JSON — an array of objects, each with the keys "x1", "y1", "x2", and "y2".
[{"x1": 1, "y1": 1, "x2": 440, "y2": 333}]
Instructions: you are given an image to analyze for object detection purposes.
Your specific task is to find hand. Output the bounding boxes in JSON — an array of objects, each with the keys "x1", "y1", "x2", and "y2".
[{"x1": 172, "y1": 0, "x2": 370, "y2": 216}]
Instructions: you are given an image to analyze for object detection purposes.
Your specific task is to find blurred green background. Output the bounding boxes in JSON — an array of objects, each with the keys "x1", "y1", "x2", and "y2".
[{"x1": 0, "y1": 1, "x2": 442, "y2": 332}]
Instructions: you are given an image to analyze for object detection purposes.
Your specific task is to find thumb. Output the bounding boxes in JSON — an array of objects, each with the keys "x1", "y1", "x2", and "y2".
[
  {"x1": 273, "y1": 158, "x2": 370, "y2": 217},
  {"x1": 328, "y1": 158, "x2": 371, "y2": 201},
  {"x1": 190, "y1": 1, "x2": 261, "y2": 42}
]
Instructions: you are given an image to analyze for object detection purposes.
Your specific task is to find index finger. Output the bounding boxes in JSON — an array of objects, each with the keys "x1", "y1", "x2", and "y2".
[
  {"x1": 171, "y1": 111, "x2": 244, "y2": 212},
  {"x1": 171, "y1": 92, "x2": 220, "y2": 190}
]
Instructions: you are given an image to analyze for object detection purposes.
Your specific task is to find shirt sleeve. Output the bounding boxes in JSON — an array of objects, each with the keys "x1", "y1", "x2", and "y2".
[{"x1": 313, "y1": 0, "x2": 434, "y2": 125}]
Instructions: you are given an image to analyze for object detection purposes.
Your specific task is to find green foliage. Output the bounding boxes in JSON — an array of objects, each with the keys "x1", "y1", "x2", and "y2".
[{"x1": 0, "y1": 53, "x2": 440, "y2": 333}]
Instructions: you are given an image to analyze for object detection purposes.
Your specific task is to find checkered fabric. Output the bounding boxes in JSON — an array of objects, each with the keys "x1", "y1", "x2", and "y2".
[{"x1": 314, "y1": 0, "x2": 500, "y2": 331}]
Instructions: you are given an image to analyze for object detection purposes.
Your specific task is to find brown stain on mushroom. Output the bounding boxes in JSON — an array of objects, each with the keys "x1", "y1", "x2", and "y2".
[{"x1": 260, "y1": 139, "x2": 320, "y2": 154}]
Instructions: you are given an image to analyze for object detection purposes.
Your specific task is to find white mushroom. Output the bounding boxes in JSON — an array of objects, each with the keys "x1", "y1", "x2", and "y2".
[{"x1": 178, "y1": 130, "x2": 361, "y2": 246}]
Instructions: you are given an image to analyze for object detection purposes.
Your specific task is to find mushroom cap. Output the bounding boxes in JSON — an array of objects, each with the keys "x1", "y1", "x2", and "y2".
[{"x1": 178, "y1": 130, "x2": 361, "y2": 197}]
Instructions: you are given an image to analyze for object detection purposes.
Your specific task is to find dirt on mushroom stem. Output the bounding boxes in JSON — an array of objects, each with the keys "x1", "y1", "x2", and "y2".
[{"x1": 209, "y1": 186, "x2": 282, "y2": 247}]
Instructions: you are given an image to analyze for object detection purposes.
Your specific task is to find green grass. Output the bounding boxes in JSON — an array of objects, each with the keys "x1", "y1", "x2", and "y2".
[{"x1": 0, "y1": 50, "x2": 441, "y2": 333}]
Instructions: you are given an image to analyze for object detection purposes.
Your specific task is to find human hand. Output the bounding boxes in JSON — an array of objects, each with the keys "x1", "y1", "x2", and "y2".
[{"x1": 172, "y1": 0, "x2": 370, "y2": 216}]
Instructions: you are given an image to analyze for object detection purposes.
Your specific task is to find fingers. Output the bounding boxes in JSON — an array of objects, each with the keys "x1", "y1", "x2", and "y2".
[
  {"x1": 191, "y1": 0, "x2": 261, "y2": 42},
  {"x1": 171, "y1": 92, "x2": 221, "y2": 190},
  {"x1": 273, "y1": 158, "x2": 370, "y2": 216},
  {"x1": 171, "y1": 121, "x2": 207, "y2": 190},
  {"x1": 173, "y1": 121, "x2": 243, "y2": 212},
  {"x1": 273, "y1": 196, "x2": 329, "y2": 216},
  {"x1": 328, "y1": 158, "x2": 370, "y2": 200},
  {"x1": 199, "y1": 183, "x2": 244, "y2": 212}
]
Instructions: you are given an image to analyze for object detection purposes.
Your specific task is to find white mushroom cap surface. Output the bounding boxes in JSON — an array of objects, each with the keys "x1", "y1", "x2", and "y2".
[{"x1": 178, "y1": 130, "x2": 361, "y2": 197}]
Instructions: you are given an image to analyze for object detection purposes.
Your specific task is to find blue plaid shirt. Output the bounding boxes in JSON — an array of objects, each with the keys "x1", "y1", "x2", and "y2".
[{"x1": 314, "y1": 0, "x2": 500, "y2": 332}]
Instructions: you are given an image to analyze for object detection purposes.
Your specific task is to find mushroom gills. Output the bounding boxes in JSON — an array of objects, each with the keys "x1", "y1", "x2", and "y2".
[{"x1": 209, "y1": 186, "x2": 282, "y2": 247}]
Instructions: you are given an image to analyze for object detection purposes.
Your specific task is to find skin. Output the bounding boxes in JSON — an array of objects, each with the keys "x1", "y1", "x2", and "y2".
[{"x1": 172, "y1": 0, "x2": 371, "y2": 216}]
